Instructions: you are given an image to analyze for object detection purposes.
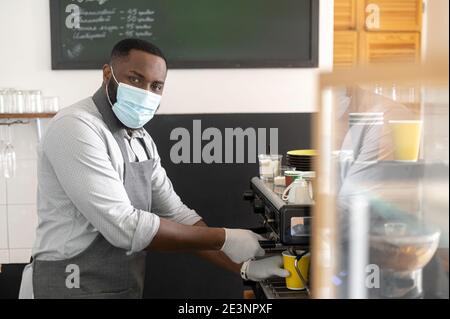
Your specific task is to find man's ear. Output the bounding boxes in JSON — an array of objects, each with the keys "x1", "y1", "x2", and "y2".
[{"x1": 102, "y1": 64, "x2": 111, "y2": 84}]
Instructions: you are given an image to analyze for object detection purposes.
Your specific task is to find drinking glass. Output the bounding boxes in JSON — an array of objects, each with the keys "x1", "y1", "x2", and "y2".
[{"x1": 3, "y1": 125, "x2": 16, "y2": 178}]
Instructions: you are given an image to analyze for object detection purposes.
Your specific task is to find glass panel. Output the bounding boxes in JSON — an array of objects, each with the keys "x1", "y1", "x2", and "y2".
[{"x1": 313, "y1": 63, "x2": 449, "y2": 299}]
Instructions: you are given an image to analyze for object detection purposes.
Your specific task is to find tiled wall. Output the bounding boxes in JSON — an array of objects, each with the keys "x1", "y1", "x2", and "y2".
[{"x1": 0, "y1": 120, "x2": 48, "y2": 264}]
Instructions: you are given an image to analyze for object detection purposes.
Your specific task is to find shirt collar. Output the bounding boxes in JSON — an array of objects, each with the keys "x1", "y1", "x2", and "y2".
[{"x1": 124, "y1": 128, "x2": 146, "y2": 140}]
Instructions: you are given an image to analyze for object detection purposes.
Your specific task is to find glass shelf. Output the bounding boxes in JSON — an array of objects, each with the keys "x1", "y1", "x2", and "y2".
[{"x1": 335, "y1": 160, "x2": 449, "y2": 181}]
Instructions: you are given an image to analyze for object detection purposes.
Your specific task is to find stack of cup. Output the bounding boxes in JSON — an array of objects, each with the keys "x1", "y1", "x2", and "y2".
[
  {"x1": 348, "y1": 112, "x2": 384, "y2": 160},
  {"x1": 349, "y1": 112, "x2": 384, "y2": 126}
]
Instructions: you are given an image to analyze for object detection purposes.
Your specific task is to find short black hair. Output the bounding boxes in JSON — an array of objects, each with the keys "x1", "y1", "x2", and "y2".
[{"x1": 110, "y1": 38, "x2": 167, "y2": 67}]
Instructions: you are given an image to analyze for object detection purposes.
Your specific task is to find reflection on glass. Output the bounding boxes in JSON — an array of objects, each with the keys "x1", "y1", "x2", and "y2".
[
  {"x1": 384, "y1": 222, "x2": 407, "y2": 236},
  {"x1": 291, "y1": 217, "x2": 311, "y2": 237},
  {"x1": 314, "y1": 64, "x2": 449, "y2": 299}
]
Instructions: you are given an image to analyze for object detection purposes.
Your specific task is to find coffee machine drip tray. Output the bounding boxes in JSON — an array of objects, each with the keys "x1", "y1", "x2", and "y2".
[{"x1": 255, "y1": 278, "x2": 309, "y2": 299}]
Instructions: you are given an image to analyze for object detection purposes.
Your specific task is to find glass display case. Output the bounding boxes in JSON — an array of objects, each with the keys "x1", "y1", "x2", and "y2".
[{"x1": 312, "y1": 62, "x2": 449, "y2": 299}]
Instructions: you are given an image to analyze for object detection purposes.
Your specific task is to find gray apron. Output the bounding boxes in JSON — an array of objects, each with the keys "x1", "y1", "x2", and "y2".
[{"x1": 33, "y1": 87, "x2": 153, "y2": 299}]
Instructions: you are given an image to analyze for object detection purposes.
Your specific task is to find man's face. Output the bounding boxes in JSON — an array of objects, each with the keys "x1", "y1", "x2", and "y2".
[{"x1": 103, "y1": 49, "x2": 167, "y2": 105}]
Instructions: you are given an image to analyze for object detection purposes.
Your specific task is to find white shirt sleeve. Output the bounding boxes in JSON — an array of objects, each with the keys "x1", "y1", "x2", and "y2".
[
  {"x1": 146, "y1": 136, "x2": 202, "y2": 226},
  {"x1": 43, "y1": 115, "x2": 160, "y2": 253}
]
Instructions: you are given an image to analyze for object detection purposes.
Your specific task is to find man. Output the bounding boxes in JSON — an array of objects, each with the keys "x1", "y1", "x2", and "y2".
[
  {"x1": 335, "y1": 86, "x2": 416, "y2": 210},
  {"x1": 19, "y1": 39, "x2": 288, "y2": 299}
]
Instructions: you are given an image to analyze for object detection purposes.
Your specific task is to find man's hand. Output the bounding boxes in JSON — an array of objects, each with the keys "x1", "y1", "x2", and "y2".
[
  {"x1": 220, "y1": 228, "x2": 265, "y2": 264},
  {"x1": 244, "y1": 255, "x2": 290, "y2": 282}
]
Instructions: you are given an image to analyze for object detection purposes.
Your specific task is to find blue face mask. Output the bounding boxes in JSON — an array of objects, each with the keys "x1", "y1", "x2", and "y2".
[{"x1": 106, "y1": 66, "x2": 162, "y2": 129}]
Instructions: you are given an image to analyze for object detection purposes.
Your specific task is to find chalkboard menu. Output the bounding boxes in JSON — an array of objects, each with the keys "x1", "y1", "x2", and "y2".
[{"x1": 50, "y1": 0, "x2": 319, "y2": 70}]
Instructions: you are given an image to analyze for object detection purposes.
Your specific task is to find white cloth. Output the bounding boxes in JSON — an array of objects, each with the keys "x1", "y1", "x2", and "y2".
[{"x1": 18, "y1": 264, "x2": 34, "y2": 299}]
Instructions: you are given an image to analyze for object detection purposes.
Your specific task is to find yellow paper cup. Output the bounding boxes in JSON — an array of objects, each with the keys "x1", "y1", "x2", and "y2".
[
  {"x1": 389, "y1": 120, "x2": 423, "y2": 162},
  {"x1": 282, "y1": 251, "x2": 310, "y2": 290}
]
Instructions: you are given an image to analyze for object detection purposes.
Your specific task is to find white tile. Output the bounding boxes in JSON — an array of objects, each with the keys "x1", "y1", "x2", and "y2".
[
  {"x1": 0, "y1": 177, "x2": 6, "y2": 205},
  {"x1": 38, "y1": 118, "x2": 52, "y2": 137},
  {"x1": 7, "y1": 205, "x2": 37, "y2": 249},
  {"x1": 0, "y1": 249, "x2": 9, "y2": 264},
  {"x1": 0, "y1": 205, "x2": 8, "y2": 249},
  {"x1": 10, "y1": 123, "x2": 38, "y2": 160},
  {"x1": 6, "y1": 159, "x2": 37, "y2": 205},
  {"x1": 9, "y1": 249, "x2": 32, "y2": 264}
]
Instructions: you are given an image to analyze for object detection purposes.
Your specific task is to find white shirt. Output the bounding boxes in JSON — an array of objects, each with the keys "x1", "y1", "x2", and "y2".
[
  {"x1": 19, "y1": 95, "x2": 202, "y2": 298},
  {"x1": 32, "y1": 96, "x2": 202, "y2": 261}
]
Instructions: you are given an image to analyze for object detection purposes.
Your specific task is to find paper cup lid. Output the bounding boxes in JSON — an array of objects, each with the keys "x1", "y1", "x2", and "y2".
[{"x1": 285, "y1": 170, "x2": 302, "y2": 176}]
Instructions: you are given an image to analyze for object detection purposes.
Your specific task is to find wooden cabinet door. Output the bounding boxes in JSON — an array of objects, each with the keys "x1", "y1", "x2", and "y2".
[
  {"x1": 335, "y1": 0, "x2": 357, "y2": 30},
  {"x1": 334, "y1": 0, "x2": 423, "y2": 66},
  {"x1": 363, "y1": 0, "x2": 423, "y2": 31},
  {"x1": 334, "y1": 31, "x2": 359, "y2": 67},
  {"x1": 360, "y1": 32, "x2": 421, "y2": 64}
]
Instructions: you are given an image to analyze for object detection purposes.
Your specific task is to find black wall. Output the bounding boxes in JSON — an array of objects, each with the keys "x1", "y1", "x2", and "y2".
[
  {"x1": 0, "y1": 265, "x2": 24, "y2": 299},
  {"x1": 0, "y1": 112, "x2": 312, "y2": 299},
  {"x1": 143, "y1": 113, "x2": 312, "y2": 298}
]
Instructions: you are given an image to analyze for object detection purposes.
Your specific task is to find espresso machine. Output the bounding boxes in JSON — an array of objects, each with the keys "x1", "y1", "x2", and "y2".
[{"x1": 243, "y1": 177, "x2": 313, "y2": 299}]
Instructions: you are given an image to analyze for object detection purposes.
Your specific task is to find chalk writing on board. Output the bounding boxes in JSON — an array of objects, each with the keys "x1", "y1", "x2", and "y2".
[
  {"x1": 75, "y1": 0, "x2": 111, "y2": 5},
  {"x1": 67, "y1": 43, "x2": 84, "y2": 59},
  {"x1": 64, "y1": 3, "x2": 155, "y2": 41},
  {"x1": 51, "y1": 0, "x2": 318, "y2": 69}
]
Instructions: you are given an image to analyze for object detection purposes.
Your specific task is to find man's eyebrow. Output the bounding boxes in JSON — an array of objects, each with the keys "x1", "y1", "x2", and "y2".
[
  {"x1": 129, "y1": 70, "x2": 165, "y2": 84},
  {"x1": 129, "y1": 70, "x2": 146, "y2": 79}
]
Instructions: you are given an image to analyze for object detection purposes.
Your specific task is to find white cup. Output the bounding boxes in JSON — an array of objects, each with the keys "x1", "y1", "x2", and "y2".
[{"x1": 282, "y1": 179, "x2": 314, "y2": 205}]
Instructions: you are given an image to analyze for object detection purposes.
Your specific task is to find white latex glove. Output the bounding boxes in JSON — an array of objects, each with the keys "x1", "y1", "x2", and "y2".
[
  {"x1": 220, "y1": 228, "x2": 265, "y2": 263},
  {"x1": 244, "y1": 255, "x2": 290, "y2": 282}
]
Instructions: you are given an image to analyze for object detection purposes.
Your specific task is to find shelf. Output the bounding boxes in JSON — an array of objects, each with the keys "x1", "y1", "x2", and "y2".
[
  {"x1": 345, "y1": 161, "x2": 449, "y2": 181},
  {"x1": 0, "y1": 113, "x2": 56, "y2": 119}
]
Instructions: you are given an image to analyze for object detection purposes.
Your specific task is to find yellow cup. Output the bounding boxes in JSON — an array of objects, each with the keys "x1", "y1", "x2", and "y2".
[
  {"x1": 282, "y1": 251, "x2": 310, "y2": 290},
  {"x1": 389, "y1": 120, "x2": 423, "y2": 162}
]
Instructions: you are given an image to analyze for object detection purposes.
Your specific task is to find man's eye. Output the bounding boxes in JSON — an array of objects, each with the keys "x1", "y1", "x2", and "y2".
[
  {"x1": 152, "y1": 83, "x2": 163, "y2": 92},
  {"x1": 129, "y1": 76, "x2": 140, "y2": 84}
]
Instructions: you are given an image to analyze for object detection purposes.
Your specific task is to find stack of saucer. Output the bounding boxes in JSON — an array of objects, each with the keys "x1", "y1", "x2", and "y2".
[
  {"x1": 286, "y1": 149, "x2": 317, "y2": 171},
  {"x1": 349, "y1": 112, "x2": 384, "y2": 126}
]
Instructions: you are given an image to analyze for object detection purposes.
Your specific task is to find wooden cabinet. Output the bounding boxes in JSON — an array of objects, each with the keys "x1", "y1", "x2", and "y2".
[
  {"x1": 363, "y1": 0, "x2": 423, "y2": 31},
  {"x1": 334, "y1": 31, "x2": 359, "y2": 67},
  {"x1": 334, "y1": 0, "x2": 357, "y2": 30},
  {"x1": 334, "y1": 0, "x2": 423, "y2": 67},
  {"x1": 360, "y1": 32, "x2": 421, "y2": 64}
]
